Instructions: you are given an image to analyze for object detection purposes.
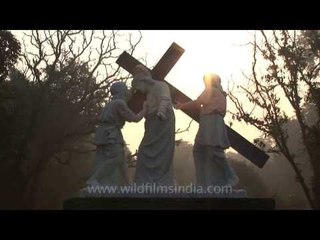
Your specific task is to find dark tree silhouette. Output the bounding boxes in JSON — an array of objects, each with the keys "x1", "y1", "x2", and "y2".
[
  {"x1": 0, "y1": 30, "x2": 142, "y2": 209},
  {"x1": 0, "y1": 30, "x2": 21, "y2": 82},
  {"x1": 228, "y1": 30, "x2": 320, "y2": 209}
]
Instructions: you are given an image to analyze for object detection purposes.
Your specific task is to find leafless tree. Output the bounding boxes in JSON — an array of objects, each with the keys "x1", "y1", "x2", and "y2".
[
  {"x1": 11, "y1": 30, "x2": 142, "y2": 208},
  {"x1": 228, "y1": 30, "x2": 320, "y2": 209}
]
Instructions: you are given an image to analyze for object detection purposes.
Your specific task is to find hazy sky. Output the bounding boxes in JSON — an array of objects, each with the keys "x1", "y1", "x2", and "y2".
[{"x1": 11, "y1": 30, "x2": 265, "y2": 153}]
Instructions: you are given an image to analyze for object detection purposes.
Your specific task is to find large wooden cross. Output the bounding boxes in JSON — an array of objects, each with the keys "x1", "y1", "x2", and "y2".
[{"x1": 116, "y1": 42, "x2": 269, "y2": 168}]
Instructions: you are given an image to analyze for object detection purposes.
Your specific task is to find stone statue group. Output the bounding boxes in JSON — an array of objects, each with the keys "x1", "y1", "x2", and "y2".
[{"x1": 84, "y1": 64, "x2": 240, "y2": 195}]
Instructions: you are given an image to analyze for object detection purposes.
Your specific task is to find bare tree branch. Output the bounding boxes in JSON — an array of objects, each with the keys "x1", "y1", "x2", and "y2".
[{"x1": 175, "y1": 119, "x2": 194, "y2": 134}]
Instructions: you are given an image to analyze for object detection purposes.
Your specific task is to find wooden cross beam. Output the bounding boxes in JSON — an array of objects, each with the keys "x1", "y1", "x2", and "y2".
[{"x1": 116, "y1": 42, "x2": 269, "y2": 168}]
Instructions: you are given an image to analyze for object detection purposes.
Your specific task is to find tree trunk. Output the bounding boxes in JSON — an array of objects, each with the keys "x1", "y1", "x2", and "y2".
[
  {"x1": 286, "y1": 155, "x2": 315, "y2": 209},
  {"x1": 306, "y1": 132, "x2": 320, "y2": 209},
  {"x1": 22, "y1": 155, "x2": 49, "y2": 209}
]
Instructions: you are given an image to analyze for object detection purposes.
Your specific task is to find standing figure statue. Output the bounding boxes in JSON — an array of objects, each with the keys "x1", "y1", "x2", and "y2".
[
  {"x1": 86, "y1": 81, "x2": 147, "y2": 188},
  {"x1": 131, "y1": 65, "x2": 175, "y2": 187},
  {"x1": 174, "y1": 73, "x2": 239, "y2": 189}
]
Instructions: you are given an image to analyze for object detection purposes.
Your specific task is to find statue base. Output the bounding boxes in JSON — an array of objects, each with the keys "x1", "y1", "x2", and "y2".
[{"x1": 63, "y1": 196, "x2": 275, "y2": 210}]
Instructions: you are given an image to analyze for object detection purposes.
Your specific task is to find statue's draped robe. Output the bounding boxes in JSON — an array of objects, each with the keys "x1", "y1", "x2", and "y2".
[
  {"x1": 192, "y1": 87, "x2": 239, "y2": 187},
  {"x1": 133, "y1": 75, "x2": 176, "y2": 186},
  {"x1": 87, "y1": 84, "x2": 140, "y2": 187}
]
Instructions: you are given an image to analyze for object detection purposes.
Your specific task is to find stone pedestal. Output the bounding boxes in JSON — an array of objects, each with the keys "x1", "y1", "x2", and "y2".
[{"x1": 63, "y1": 196, "x2": 275, "y2": 210}]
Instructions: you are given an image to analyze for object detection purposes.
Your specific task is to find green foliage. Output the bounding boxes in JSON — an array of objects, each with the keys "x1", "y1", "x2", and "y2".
[{"x1": 0, "y1": 30, "x2": 21, "y2": 82}]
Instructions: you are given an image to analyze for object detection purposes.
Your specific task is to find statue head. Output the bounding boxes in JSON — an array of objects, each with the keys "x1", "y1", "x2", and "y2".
[
  {"x1": 132, "y1": 64, "x2": 152, "y2": 78},
  {"x1": 110, "y1": 81, "x2": 131, "y2": 101},
  {"x1": 203, "y1": 73, "x2": 221, "y2": 88},
  {"x1": 203, "y1": 73, "x2": 227, "y2": 96},
  {"x1": 131, "y1": 64, "x2": 154, "y2": 94}
]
